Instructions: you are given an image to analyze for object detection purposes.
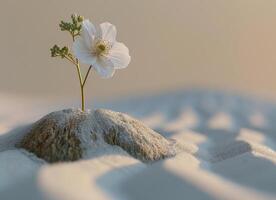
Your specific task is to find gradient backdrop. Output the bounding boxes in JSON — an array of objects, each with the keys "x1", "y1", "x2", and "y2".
[{"x1": 1, "y1": 0, "x2": 276, "y2": 101}]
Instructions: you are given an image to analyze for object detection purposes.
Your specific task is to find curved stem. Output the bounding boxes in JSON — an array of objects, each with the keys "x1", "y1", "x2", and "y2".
[
  {"x1": 64, "y1": 55, "x2": 76, "y2": 65},
  {"x1": 72, "y1": 35, "x2": 87, "y2": 111},
  {"x1": 75, "y1": 59, "x2": 85, "y2": 111},
  {"x1": 82, "y1": 65, "x2": 93, "y2": 87}
]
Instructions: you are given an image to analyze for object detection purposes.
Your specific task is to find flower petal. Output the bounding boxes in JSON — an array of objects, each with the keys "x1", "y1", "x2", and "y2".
[
  {"x1": 107, "y1": 42, "x2": 131, "y2": 69},
  {"x1": 81, "y1": 19, "x2": 96, "y2": 48},
  {"x1": 73, "y1": 38, "x2": 96, "y2": 65},
  {"x1": 93, "y1": 57, "x2": 115, "y2": 78},
  {"x1": 99, "y1": 22, "x2": 117, "y2": 43}
]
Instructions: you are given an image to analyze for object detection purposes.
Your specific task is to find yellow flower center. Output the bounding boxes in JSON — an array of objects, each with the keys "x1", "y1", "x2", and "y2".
[
  {"x1": 94, "y1": 40, "x2": 111, "y2": 56},
  {"x1": 98, "y1": 44, "x2": 106, "y2": 52}
]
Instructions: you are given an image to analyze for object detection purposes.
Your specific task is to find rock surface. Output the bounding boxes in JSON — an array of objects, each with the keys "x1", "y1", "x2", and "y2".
[{"x1": 18, "y1": 109, "x2": 176, "y2": 163}]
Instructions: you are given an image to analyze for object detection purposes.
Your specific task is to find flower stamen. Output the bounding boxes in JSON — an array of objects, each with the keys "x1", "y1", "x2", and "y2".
[{"x1": 94, "y1": 40, "x2": 111, "y2": 56}]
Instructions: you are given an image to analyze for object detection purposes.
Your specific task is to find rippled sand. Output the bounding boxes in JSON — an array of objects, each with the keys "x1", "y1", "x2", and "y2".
[{"x1": 0, "y1": 90, "x2": 276, "y2": 200}]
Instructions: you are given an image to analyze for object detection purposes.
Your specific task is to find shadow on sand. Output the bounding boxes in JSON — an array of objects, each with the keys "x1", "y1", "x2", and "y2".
[{"x1": 1, "y1": 90, "x2": 276, "y2": 199}]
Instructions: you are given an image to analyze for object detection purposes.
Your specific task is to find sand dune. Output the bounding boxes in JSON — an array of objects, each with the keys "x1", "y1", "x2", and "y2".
[{"x1": 0, "y1": 90, "x2": 276, "y2": 200}]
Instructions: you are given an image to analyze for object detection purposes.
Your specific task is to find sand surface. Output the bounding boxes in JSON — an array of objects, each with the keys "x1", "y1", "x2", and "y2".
[{"x1": 0, "y1": 90, "x2": 276, "y2": 200}]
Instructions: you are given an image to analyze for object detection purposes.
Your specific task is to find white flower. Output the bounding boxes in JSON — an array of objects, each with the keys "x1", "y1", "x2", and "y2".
[{"x1": 72, "y1": 19, "x2": 131, "y2": 78}]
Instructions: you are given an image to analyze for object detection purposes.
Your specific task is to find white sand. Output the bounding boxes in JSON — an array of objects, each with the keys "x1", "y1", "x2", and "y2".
[{"x1": 0, "y1": 90, "x2": 276, "y2": 200}]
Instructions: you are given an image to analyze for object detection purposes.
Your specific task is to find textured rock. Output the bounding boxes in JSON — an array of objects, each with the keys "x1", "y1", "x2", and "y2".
[
  {"x1": 19, "y1": 109, "x2": 86, "y2": 162},
  {"x1": 18, "y1": 109, "x2": 176, "y2": 163}
]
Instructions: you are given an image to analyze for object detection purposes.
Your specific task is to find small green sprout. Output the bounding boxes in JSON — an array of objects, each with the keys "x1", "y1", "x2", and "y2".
[
  {"x1": 59, "y1": 14, "x2": 83, "y2": 39},
  {"x1": 50, "y1": 14, "x2": 131, "y2": 111},
  {"x1": 51, "y1": 14, "x2": 88, "y2": 111}
]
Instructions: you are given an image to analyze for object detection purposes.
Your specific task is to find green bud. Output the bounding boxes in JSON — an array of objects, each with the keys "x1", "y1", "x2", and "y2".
[
  {"x1": 59, "y1": 14, "x2": 84, "y2": 39},
  {"x1": 77, "y1": 15, "x2": 84, "y2": 22},
  {"x1": 50, "y1": 45, "x2": 71, "y2": 59},
  {"x1": 71, "y1": 14, "x2": 77, "y2": 24},
  {"x1": 50, "y1": 45, "x2": 60, "y2": 57}
]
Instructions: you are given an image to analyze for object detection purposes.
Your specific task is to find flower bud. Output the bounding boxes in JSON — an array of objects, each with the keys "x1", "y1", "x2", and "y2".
[{"x1": 78, "y1": 16, "x2": 84, "y2": 22}]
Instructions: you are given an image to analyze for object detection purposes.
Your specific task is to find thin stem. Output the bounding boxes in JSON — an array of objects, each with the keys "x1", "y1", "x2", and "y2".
[
  {"x1": 82, "y1": 65, "x2": 93, "y2": 87},
  {"x1": 80, "y1": 85, "x2": 85, "y2": 112},
  {"x1": 71, "y1": 34, "x2": 86, "y2": 111},
  {"x1": 75, "y1": 59, "x2": 85, "y2": 111},
  {"x1": 64, "y1": 55, "x2": 76, "y2": 65}
]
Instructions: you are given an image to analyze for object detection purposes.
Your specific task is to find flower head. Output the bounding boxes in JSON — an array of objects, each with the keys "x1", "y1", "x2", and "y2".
[{"x1": 73, "y1": 19, "x2": 131, "y2": 78}]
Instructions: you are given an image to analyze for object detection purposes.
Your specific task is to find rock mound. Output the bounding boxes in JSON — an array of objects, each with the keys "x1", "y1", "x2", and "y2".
[{"x1": 19, "y1": 109, "x2": 176, "y2": 163}]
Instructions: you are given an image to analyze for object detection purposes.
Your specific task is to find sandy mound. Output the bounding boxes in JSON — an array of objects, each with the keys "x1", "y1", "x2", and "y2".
[{"x1": 18, "y1": 109, "x2": 176, "y2": 163}]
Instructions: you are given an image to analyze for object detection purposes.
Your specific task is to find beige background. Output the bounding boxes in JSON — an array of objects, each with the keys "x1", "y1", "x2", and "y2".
[{"x1": 1, "y1": 0, "x2": 276, "y2": 101}]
